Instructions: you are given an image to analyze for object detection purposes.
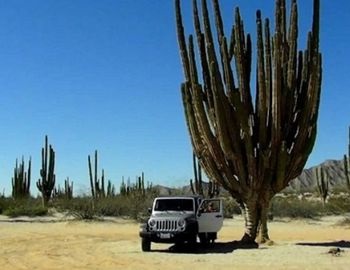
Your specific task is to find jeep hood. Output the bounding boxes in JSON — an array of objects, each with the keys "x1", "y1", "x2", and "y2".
[{"x1": 151, "y1": 212, "x2": 195, "y2": 219}]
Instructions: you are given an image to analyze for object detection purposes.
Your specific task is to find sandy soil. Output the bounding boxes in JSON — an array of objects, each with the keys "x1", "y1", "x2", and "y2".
[{"x1": 0, "y1": 215, "x2": 349, "y2": 270}]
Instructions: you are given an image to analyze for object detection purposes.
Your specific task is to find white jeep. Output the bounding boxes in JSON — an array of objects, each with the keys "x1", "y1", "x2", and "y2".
[{"x1": 139, "y1": 196, "x2": 224, "y2": 251}]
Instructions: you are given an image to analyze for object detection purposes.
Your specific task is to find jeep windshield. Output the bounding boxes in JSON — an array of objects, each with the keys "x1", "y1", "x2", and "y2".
[{"x1": 154, "y1": 198, "x2": 194, "y2": 212}]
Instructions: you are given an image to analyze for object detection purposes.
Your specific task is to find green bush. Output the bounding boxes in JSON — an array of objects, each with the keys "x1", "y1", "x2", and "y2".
[
  {"x1": 325, "y1": 196, "x2": 350, "y2": 214},
  {"x1": 222, "y1": 197, "x2": 241, "y2": 218},
  {"x1": 271, "y1": 196, "x2": 325, "y2": 219},
  {"x1": 52, "y1": 189, "x2": 158, "y2": 221},
  {"x1": 0, "y1": 197, "x2": 47, "y2": 217},
  {"x1": 0, "y1": 197, "x2": 12, "y2": 214},
  {"x1": 4, "y1": 205, "x2": 48, "y2": 217},
  {"x1": 64, "y1": 198, "x2": 97, "y2": 220}
]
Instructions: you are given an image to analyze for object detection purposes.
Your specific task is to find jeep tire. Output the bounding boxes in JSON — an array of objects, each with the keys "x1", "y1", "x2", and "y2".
[
  {"x1": 141, "y1": 238, "x2": 151, "y2": 252},
  {"x1": 198, "y1": 233, "x2": 208, "y2": 245},
  {"x1": 188, "y1": 234, "x2": 197, "y2": 244}
]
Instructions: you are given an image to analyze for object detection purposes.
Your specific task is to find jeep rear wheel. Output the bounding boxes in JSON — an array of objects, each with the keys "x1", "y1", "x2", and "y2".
[
  {"x1": 141, "y1": 238, "x2": 151, "y2": 252},
  {"x1": 199, "y1": 233, "x2": 208, "y2": 245},
  {"x1": 188, "y1": 234, "x2": 197, "y2": 244}
]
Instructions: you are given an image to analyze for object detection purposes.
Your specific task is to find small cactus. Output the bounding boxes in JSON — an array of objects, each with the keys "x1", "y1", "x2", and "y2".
[
  {"x1": 53, "y1": 177, "x2": 73, "y2": 200},
  {"x1": 119, "y1": 172, "x2": 148, "y2": 196},
  {"x1": 106, "y1": 180, "x2": 116, "y2": 197}
]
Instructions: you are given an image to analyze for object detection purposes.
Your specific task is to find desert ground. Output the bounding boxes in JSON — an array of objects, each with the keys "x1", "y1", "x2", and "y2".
[{"x1": 0, "y1": 214, "x2": 349, "y2": 270}]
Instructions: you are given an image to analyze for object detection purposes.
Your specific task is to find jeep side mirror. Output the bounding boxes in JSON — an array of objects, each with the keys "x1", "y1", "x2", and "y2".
[{"x1": 148, "y1": 208, "x2": 152, "y2": 214}]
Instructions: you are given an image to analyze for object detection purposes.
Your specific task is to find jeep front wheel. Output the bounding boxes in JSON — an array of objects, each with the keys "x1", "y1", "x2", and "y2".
[{"x1": 141, "y1": 238, "x2": 151, "y2": 252}]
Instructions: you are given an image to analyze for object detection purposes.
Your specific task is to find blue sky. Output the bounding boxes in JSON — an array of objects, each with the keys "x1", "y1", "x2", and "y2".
[{"x1": 0, "y1": 0, "x2": 349, "y2": 195}]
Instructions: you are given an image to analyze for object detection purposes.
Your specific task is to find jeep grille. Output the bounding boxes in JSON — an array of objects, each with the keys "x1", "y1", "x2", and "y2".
[{"x1": 155, "y1": 220, "x2": 178, "y2": 232}]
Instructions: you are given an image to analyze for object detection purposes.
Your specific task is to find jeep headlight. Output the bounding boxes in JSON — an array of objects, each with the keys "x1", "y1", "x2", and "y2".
[
  {"x1": 178, "y1": 219, "x2": 186, "y2": 228},
  {"x1": 148, "y1": 219, "x2": 156, "y2": 227}
]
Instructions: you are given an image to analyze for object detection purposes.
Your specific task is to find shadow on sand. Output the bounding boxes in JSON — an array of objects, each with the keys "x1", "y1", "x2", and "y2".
[
  {"x1": 152, "y1": 241, "x2": 260, "y2": 254},
  {"x1": 296, "y1": 240, "x2": 350, "y2": 248}
]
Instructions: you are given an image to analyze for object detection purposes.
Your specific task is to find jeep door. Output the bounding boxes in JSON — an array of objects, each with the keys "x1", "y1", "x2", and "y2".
[{"x1": 197, "y1": 199, "x2": 223, "y2": 233}]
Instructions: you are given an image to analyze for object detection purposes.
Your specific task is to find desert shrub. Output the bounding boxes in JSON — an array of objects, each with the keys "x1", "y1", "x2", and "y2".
[
  {"x1": 3, "y1": 198, "x2": 48, "y2": 217},
  {"x1": 52, "y1": 188, "x2": 159, "y2": 221},
  {"x1": 117, "y1": 192, "x2": 157, "y2": 221},
  {"x1": 4, "y1": 205, "x2": 48, "y2": 217},
  {"x1": 325, "y1": 196, "x2": 350, "y2": 214},
  {"x1": 66, "y1": 198, "x2": 97, "y2": 220},
  {"x1": 271, "y1": 196, "x2": 325, "y2": 219},
  {"x1": 222, "y1": 197, "x2": 241, "y2": 218},
  {"x1": 0, "y1": 196, "x2": 12, "y2": 214},
  {"x1": 336, "y1": 217, "x2": 350, "y2": 227}
]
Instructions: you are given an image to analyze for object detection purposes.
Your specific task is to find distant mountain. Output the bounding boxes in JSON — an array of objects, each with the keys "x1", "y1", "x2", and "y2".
[
  {"x1": 288, "y1": 159, "x2": 347, "y2": 192},
  {"x1": 153, "y1": 159, "x2": 348, "y2": 195}
]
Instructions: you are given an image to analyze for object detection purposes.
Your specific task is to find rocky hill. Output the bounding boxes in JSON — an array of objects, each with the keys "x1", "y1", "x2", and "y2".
[{"x1": 288, "y1": 159, "x2": 347, "y2": 193}]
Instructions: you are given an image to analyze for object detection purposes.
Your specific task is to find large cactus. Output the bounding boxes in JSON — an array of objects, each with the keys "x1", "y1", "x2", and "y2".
[
  {"x1": 12, "y1": 157, "x2": 31, "y2": 199},
  {"x1": 175, "y1": 0, "x2": 322, "y2": 243},
  {"x1": 36, "y1": 135, "x2": 56, "y2": 207}
]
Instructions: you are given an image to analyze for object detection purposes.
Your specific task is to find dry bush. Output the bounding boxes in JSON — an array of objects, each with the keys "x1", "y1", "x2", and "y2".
[{"x1": 2, "y1": 197, "x2": 48, "y2": 217}]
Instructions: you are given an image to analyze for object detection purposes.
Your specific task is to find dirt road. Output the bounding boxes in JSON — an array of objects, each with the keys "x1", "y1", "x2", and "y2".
[{"x1": 0, "y1": 216, "x2": 349, "y2": 269}]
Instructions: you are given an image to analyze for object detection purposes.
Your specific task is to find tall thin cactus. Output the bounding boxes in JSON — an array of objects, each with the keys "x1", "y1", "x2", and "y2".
[
  {"x1": 316, "y1": 167, "x2": 329, "y2": 205},
  {"x1": 12, "y1": 157, "x2": 31, "y2": 199},
  {"x1": 106, "y1": 180, "x2": 116, "y2": 197},
  {"x1": 53, "y1": 177, "x2": 73, "y2": 200},
  {"x1": 190, "y1": 152, "x2": 204, "y2": 195},
  {"x1": 120, "y1": 173, "x2": 148, "y2": 196},
  {"x1": 175, "y1": 0, "x2": 321, "y2": 243},
  {"x1": 344, "y1": 126, "x2": 350, "y2": 192},
  {"x1": 36, "y1": 135, "x2": 56, "y2": 207},
  {"x1": 88, "y1": 150, "x2": 106, "y2": 199},
  {"x1": 190, "y1": 152, "x2": 220, "y2": 198}
]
